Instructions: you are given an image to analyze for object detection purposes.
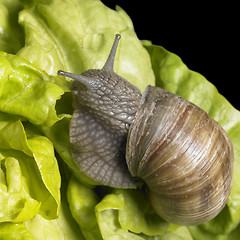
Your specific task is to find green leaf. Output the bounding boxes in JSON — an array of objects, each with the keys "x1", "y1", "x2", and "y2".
[
  {"x1": 0, "y1": 156, "x2": 41, "y2": 223},
  {"x1": 0, "y1": 185, "x2": 85, "y2": 240},
  {"x1": 67, "y1": 176, "x2": 102, "y2": 240},
  {"x1": 227, "y1": 223, "x2": 240, "y2": 240},
  {"x1": 0, "y1": 112, "x2": 32, "y2": 155},
  {"x1": 0, "y1": 115, "x2": 61, "y2": 221},
  {"x1": 0, "y1": 52, "x2": 64, "y2": 127},
  {"x1": 17, "y1": 9, "x2": 66, "y2": 77},
  {"x1": 157, "y1": 227, "x2": 193, "y2": 240},
  {"x1": 96, "y1": 198, "x2": 144, "y2": 240},
  {"x1": 27, "y1": 135, "x2": 61, "y2": 219},
  {"x1": 0, "y1": 222, "x2": 33, "y2": 240},
  {"x1": 115, "y1": 189, "x2": 178, "y2": 236},
  {"x1": 17, "y1": 0, "x2": 155, "y2": 91},
  {"x1": 0, "y1": 0, "x2": 24, "y2": 54},
  {"x1": 0, "y1": 147, "x2": 61, "y2": 221},
  {"x1": 25, "y1": 202, "x2": 85, "y2": 240},
  {"x1": 94, "y1": 189, "x2": 192, "y2": 240}
]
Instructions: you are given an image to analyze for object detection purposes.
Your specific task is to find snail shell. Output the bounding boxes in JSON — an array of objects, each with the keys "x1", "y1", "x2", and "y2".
[
  {"x1": 58, "y1": 34, "x2": 234, "y2": 226},
  {"x1": 126, "y1": 85, "x2": 234, "y2": 225}
]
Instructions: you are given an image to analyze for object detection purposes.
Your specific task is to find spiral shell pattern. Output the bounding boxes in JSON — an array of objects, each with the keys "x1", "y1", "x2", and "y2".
[{"x1": 126, "y1": 85, "x2": 234, "y2": 225}]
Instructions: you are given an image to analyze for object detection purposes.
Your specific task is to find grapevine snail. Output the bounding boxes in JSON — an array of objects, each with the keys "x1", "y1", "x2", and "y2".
[{"x1": 57, "y1": 34, "x2": 234, "y2": 226}]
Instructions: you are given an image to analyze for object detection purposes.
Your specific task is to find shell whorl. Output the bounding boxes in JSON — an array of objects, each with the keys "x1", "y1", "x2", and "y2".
[{"x1": 126, "y1": 85, "x2": 234, "y2": 225}]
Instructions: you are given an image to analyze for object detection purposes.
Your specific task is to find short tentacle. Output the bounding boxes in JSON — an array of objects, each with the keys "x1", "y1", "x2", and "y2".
[{"x1": 57, "y1": 70, "x2": 96, "y2": 88}]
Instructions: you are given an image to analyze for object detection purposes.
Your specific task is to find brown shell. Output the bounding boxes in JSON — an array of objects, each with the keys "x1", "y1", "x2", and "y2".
[{"x1": 126, "y1": 85, "x2": 234, "y2": 226}]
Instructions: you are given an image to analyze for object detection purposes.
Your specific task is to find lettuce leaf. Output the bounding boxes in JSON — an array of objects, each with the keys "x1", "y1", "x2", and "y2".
[
  {"x1": 17, "y1": 0, "x2": 155, "y2": 92},
  {"x1": 67, "y1": 176, "x2": 102, "y2": 240},
  {"x1": 25, "y1": 196, "x2": 84, "y2": 240},
  {"x1": 0, "y1": 156, "x2": 41, "y2": 223},
  {"x1": 0, "y1": 52, "x2": 65, "y2": 127},
  {"x1": 0, "y1": 112, "x2": 32, "y2": 155},
  {"x1": 94, "y1": 189, "x2": 193, "y2": 240},
  {"x1": 67, "y1": 177, "x2": 193, "y2": 239},
  {"x1": 0, "y1": 0, "x2": 24, "y2": 54},
  {"x1": 0, "y1": 113, "x2": 61, "y2": 221},
  {"x1": 0, "y1": 191, "x2": 84, "y2": 240},
  {"x1": 0, "y1": 222, "x2": 33, "y2": 240},
  {"x1": 114, "y1": 189, "x2": 178, "y2": 236},
  {"x1": 26, "y1": 135, "x2": 61, "y2": 219}
]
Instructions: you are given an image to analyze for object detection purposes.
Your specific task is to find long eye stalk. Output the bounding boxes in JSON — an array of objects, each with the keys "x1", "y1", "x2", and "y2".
[{"x1": 102, "y1": 34, "x2": 121, "y2": 71}]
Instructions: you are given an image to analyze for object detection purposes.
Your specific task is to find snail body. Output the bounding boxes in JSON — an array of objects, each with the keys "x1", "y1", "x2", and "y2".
[{"x1": 58, "y1": 34, "x2": 234, "y2": 226}]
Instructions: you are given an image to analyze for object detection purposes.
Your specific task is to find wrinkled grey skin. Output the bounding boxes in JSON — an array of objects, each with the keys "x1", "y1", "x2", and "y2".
[{"x1": 58, "y1": 34, "x2": 141, "y2": 188}]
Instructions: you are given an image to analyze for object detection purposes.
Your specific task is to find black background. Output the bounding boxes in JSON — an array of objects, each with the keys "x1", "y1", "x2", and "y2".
[{"x1": 101, "y1": 1, "x2": 239, "y2": 109}]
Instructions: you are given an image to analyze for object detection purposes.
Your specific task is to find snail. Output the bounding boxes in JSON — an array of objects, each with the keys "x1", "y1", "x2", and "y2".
[{"x1": 57, "y1": 34, "x2": 234, "y2": 226}]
